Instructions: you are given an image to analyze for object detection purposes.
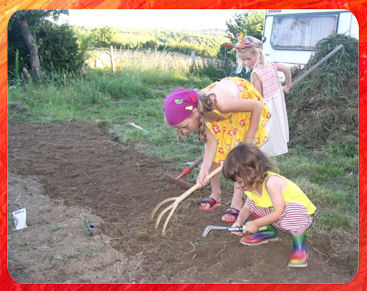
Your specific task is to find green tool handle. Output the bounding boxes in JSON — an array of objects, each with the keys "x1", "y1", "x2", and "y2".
[{"x1": 237, "y1": 225, "x2": 268, "y2": 232}]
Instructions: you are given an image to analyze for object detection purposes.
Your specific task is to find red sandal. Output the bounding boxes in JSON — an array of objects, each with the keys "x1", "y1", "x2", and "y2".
[
  {"x1": 199, "y1": 197, "x2": 221, "y2": 211},
  {"x1": 221, "y1": 207, "x2": 240, "y2": 223}
]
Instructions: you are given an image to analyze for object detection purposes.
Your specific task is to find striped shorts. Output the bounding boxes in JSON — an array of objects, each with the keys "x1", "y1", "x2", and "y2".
[{"x1": 245, "y1": 198, "x2": 313, "y2": 236}]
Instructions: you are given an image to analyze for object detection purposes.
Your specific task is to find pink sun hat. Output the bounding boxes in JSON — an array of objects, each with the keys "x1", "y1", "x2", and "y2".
[{"x1": 164, "y1": 88, "x2": 199, "y2": 126}]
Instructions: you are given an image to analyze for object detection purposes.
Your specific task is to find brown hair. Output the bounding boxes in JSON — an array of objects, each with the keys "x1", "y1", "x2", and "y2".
[{"x1": 223, "y1": 144, "x2": 279, "y2": 186}]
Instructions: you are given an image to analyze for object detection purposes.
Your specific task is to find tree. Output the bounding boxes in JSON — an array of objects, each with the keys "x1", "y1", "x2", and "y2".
[
  {"x1": 91, "y1": 26, "x2": 117, "y2": 47},
  {"x1": 8, "y1": 10, "x2": 68, "y2": 79},
  {"x1": 37, "y1": 23, "x2": 86, "y2": 74},
  {"x1": 226, "y1": 11, "x2": 265, "y2": 42}
]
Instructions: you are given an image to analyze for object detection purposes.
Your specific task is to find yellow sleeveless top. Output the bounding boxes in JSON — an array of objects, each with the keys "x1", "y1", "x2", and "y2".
[
  {"x1": 245, "y1": 171, "x2": 316, "y2": 214},
  {"x1": 201, "y1": 77, "x2": 270, "y2": 164}
]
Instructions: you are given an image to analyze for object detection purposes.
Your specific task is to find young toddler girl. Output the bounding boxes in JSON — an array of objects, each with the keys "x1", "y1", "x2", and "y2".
[{"x1": 222, "y1": 143, "x2": 316, "y2": 267}]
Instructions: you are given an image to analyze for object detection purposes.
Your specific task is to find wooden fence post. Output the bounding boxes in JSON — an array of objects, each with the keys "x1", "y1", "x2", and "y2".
[
  {"x1": 190, "y1": 50, "x2": 195, "y2": 72},
  {"x1": 110, "y1": 46, "x2": 115, "y2": 74}
]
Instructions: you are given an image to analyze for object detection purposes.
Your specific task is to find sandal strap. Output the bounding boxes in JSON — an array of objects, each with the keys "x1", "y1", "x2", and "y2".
[
  {"x1": 223, "y1": 207, "x2": 240, "y2": 216},
  {"x1": 199, "y1": 197, "x2": 219, "y2": 208}
]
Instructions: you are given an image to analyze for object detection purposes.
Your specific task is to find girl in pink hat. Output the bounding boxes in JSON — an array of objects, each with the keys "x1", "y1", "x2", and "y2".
[{"x1": 164, "y1": 77, "x2": 271, "y2": 223}]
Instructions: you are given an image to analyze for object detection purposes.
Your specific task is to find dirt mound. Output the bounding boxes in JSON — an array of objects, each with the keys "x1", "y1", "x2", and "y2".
[
  {"x1": 7, "y1": 121, "x2": 356, "y2": 283},
  {"x1": 288, "y1": 34, "x2": 358, "y2": 153}
]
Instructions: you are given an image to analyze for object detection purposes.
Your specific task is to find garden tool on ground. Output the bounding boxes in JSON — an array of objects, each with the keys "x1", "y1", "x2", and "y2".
[
  {"x1": 291, "y1": 44, "x2": 344, "y2": 88},
  {"x1": 166, "y1": 156, "x2": 203, "y2": 189},
  {"x1": 202, "y1": 225, "x2": 268, "y2": 238},
  {"x1": 80, "y1": 213, "x2": 104, "y2": 235}
]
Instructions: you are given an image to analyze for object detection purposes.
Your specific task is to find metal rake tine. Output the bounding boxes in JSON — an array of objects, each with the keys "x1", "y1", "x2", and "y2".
[
  {"x1": 155, "y1": 203, "x2": 174, "y2": 229},
  {"x1": 151, "y1": 197, "x2": 177, "y2": 220}
]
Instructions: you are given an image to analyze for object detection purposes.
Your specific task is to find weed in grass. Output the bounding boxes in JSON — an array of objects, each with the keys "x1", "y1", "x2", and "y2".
[
  {"x1": 328, "y1": 140, "x2": 358, "y2": 158},
  {"x1": 19, "y1": 242, "x2": 28, "y2": 248},
  {"x1": 49, "y1": 227, "x2": 63, "y2": 233},
  {"x1": 86, "y1": 248, "x2": 98, "y2": 257},
  {"x1": 318, "y1": 212, "x2": 351, "y2": 230},
  {"x1": 122, "y1": 130, "x2": 146, "y2": 143},
  {"x1": 62, "y1": 253, "x2": 77, "y2": 259}
]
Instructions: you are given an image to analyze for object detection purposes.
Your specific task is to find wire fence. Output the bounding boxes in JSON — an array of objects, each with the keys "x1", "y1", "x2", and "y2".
[{"x1": 85, "y1": 47, "x2": 227, "y2": 73}]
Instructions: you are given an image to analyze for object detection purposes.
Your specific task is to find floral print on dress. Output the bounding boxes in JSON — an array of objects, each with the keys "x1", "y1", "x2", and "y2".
[{"x1": 203, "y1": 77, "x2": 270, "y2": 164}]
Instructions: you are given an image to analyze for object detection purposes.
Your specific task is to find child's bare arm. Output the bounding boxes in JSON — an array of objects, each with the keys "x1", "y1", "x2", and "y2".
[
  {"x1": 276, "y1": 63, "x2": 292, "y2": 94},
  {"x1": 216, "y1": 94, "x2": 262, "y2": 146},
  {"x1": 196, "y1": 128, "x2": 217, "y2": 188},
  {"x1": 251, "y1": 72, "x2": 263, "y2": 96}
]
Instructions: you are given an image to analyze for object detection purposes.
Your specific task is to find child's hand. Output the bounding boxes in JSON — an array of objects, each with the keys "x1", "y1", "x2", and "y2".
[
  {"x1": 243, "y1": 221, "x2": 258, "y2": 234},
  {"x1": 283, "y1": 85, "x2": 291, "y2": 94},
  {"x1": 196, "y1": 169, "x2": 209, "y2": 189},
  {"x1": 244, "y1": 137, "x2": 257, "y2": 146}
]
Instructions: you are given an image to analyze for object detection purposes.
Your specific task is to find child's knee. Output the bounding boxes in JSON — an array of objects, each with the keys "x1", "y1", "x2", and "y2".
[{"x1": 278, "y1": 215, "x2": 313, "y2": 235}]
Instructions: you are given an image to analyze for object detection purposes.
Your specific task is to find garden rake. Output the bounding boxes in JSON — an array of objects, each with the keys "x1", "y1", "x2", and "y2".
[
  {"x1": 151, "y1": 166, "x2": 222, "y2": 235},
  {"x1": 166, "y1": 155, "x2": 203, "y2": 189}
]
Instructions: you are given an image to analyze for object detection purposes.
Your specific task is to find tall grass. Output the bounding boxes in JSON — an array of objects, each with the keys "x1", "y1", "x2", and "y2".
[{"x1": 85, "y1": 48, "x2": 233, "y2": 80}]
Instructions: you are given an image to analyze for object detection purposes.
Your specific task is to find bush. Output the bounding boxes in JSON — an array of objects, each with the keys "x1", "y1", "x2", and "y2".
[
  {"x1": 287, "y1": 34, "x2": 358, "y2": 152},
  {"x1": 8, "y1": 14, "x2": 85, "y2": 82},
  {"x1": 37, "y1": 23, "x2": 86, "y2": 74}
]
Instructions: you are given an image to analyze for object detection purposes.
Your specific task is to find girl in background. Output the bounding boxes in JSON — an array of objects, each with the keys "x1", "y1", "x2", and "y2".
[{"x1": 228, "y1": 34, "x2": 291, "y2": 157}]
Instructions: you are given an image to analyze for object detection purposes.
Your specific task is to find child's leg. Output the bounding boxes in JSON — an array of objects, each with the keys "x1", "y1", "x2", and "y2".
[
  {"x1": 240, "y1": 200, "x2": 311, "y2": 267},
  {"x1": 272, "y1": 202, "x2": 313, "y2": 235},
  {"x1": 221, "y1": 184, "x2": 243, "y2": 223},
  {"x1": 199, "y1": 163, "x2": 222, "y2": 210},
  {"x1": 272, "y1": 202, "x2": 312, "y2": 268},
  {"x1": 240, "y1": 199, "x2": 279, "y2": 245},
  {"x1": 288, "y1": 232, "x2": 308, "y2": 267}
]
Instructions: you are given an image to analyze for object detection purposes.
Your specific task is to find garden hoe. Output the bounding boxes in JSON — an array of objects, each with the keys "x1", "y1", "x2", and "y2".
[
  {"x1": 202, "y1": 225, "x2": 268, "y2": 238},
  {"x1": 166, "y1": 156, "x2": 203, "y2": 189},
  {"x1": 152, "y1": 165, "x2": 222, "y2": 236}
]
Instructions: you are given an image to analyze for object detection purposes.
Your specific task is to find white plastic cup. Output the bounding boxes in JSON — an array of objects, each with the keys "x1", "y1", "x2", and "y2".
[{"x1": 12, "y1": 208, "x2": 27, "y2": 231}]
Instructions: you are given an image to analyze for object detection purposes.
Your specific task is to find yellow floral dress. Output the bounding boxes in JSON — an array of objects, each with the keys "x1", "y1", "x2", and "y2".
[{"x1": 202, "y1": 77, "x2": 270, "y2": 164}]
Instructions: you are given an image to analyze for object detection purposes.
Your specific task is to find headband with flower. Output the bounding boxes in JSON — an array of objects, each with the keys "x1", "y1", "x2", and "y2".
[{"x1": 225, "y1": 33, "x2": 261, "y2": 50}]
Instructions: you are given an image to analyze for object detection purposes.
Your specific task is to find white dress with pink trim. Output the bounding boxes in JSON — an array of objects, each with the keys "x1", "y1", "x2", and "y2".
[{"x1": 252, "y1": 62, "x2": 289, "y2": 157}]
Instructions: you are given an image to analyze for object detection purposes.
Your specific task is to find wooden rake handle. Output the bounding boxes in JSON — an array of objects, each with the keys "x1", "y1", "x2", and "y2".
[{"x1": 151, "y1": 165, "x2": 223, "y2": 235}]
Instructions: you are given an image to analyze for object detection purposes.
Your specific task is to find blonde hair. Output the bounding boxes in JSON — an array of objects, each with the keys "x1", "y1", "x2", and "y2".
[
  {"x1": 223, "y1": 144, "x2": 279, "y2": 186},
  {"x1": 235, "y1": 35, "x2": 265, "y2": 73}
]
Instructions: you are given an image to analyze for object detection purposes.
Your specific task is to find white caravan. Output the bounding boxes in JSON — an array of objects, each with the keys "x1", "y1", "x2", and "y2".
[{"x1": 261, "y1": 9, "x2": 359, "y2": 66}]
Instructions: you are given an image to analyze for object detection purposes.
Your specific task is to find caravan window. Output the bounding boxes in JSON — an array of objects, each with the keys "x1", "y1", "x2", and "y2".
[{"x1": 270, "y1": 13, "x2": 338, "y2": 50}]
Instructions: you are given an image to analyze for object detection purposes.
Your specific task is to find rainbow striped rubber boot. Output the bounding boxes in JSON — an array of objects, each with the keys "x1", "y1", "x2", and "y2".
[
  {"x1": 288, "y1": 233, "x2": 308, "y2": 267},
  {"x1": 240, "y1": 225, "x2": 279, "y2": 246}
]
